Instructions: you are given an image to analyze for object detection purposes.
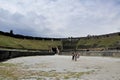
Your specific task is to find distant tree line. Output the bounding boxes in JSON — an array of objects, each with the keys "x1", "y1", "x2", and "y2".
[{"x1": 0, "y1": 30, "x2": 61, "y2": 41}]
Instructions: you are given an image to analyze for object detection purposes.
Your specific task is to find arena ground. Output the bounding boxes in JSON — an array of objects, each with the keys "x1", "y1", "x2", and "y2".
[{"x1": 0, "y1": 55, "x2": 120, "y2": 80}]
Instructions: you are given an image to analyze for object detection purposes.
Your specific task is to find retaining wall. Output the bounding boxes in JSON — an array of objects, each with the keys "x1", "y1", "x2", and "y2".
[
  {"x1": 60, "y1": 50, "x2": 120, "y2": 57},
  {"x1": 0, "y1": 49, "x2": 55, "y2": 61},
  {"x1": 1, "y1": 49, "x2": 119, "y2": 61}
]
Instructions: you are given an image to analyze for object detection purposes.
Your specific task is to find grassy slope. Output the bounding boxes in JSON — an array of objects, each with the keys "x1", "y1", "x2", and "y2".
[
  {"x1": 0, "y1": 34, "x2": 62, "y2": 50},
  {"x1": 77, "y1": 35, "x2": 120, "y2": 49},
  {"x1": 0, "y1": 33, "x2": 120, "y2": 50}
]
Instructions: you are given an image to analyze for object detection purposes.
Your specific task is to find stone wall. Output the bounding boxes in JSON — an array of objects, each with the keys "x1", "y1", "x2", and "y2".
[
  {"x1": 0, "y1": 49, "x2": 55, "y2": 61},
  {"x1": 60, "y1": 50, "x2": 120, "y2": 57},
  {"x1": 1, "y1": 49, "x2": 119, "y2": 61}
]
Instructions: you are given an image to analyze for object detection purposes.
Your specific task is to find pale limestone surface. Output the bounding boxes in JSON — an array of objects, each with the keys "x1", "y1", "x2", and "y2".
[{"x1": 3, "y1": 55, "x2": 120, "y2": 80}]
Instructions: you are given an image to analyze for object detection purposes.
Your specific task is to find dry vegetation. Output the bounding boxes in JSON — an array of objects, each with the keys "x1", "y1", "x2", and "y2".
[{"x1": 0, "y1": 62, "x2": 92, "y2": 80}]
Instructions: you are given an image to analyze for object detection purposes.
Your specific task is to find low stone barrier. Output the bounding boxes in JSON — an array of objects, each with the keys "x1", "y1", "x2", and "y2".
[
  {"x1": 60, "y1": 50, "x2": 120, "y2": 57},
  {"x1": 0, "y1": 49, "x2": 55, "y2": 61}
]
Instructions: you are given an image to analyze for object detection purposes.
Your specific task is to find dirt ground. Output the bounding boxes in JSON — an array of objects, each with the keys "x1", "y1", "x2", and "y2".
[{"x1": 0, "y1": 55, "x2": 120, "y2": 80}]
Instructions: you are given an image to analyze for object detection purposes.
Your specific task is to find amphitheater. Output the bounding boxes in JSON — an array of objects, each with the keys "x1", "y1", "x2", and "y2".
[{"x1": 0, "y1": 31, "x2": 120, "y2": 80}]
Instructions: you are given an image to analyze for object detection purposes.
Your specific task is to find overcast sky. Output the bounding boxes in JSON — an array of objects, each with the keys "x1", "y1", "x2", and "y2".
[{"x1": 0, "y1": 0, "x2": 120, "y2": 38}]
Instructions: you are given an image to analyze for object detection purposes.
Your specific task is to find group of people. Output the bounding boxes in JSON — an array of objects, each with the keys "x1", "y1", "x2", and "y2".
[{"x1": 72, "y1": 51, "x2": 80, "y2": 61}]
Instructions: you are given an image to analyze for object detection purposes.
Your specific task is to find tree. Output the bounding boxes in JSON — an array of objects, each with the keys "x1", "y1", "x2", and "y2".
[{"x1": 10, "y1": 30, "x2": 13, "y2": 35}]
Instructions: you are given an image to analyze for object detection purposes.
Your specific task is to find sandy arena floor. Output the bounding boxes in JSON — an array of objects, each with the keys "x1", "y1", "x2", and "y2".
[{"x1": 0, "y1": 55, "x2": 120, "y2": 80}]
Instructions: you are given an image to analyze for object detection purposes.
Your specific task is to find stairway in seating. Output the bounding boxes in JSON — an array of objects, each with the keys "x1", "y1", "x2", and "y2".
[{"x1": 62, "y1": 38, "x2": 79, "y2": 51}]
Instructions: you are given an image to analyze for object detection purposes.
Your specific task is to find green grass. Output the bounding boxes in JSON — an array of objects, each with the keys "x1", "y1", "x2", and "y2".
[
  {"x1": 0, "y1": 33, "x2": 120, "y2": 50},
  {"x1": 77, "y1": 35, "x2": 120, "y2": 49},
  {"x1": 0, "y1": 63, "x2": 16, "y2": 67},
  {"x1": 0, "y1": 34, "x2": 62, "y2": 50}
]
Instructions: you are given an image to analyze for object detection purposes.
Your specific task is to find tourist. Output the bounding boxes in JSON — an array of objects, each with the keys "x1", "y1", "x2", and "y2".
[
  {"x1": 77, "y1": 53, "x2": 80, "y2": 58},
  {"x1": 72, "y1": 52, "x2": 75, "y2": 60},
  {"x1": 74, "y1": 52, "x2": 78, "y2": 61},
  {"x1": 72, "y1": 51, "x2": 78, "y2": 61}
]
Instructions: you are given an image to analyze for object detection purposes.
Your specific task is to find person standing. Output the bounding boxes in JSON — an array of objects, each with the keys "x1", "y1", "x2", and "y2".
[
  {"x1": 72, "y1": 51, "x2": 77, "y2": 61},
  {"x1": 74, "y1": 52, "x2": 78, "y2": 61},
  {"x1": 72, "y1": 52, "x2": 75, "y2": 60}
]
